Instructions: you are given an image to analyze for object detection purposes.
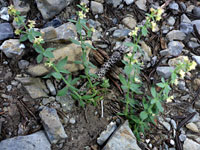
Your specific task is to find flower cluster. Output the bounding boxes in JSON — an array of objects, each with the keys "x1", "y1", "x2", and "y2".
[
  {"x1": 129, "y1": 27, "x2": 139, "y2": 37},
  {"x1": 34, "y1": 36, "x2": 44, "y2": 44},
  {"x1": 8, "y1": 5, "x2": 17, "y2": 16},
  {"x1": 28, "y1": 20, "x2": 36, "y2": 29},
  {"x1": 78, "y1": 2, "x2": 89, "y2": 19},
  {"x1": 166, "y1": 95, "x2": 174, "y2": 103}
]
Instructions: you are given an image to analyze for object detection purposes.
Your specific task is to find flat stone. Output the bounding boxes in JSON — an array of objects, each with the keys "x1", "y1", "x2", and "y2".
[
  {"x1": 15, "y1": 77, "x2": 48, "y2": 99},
  {"x1": 35, "y1": 0, "x2": 73, "y2": 20},
  {"x1": 192, "y1": 7, "x2": 200, "y2": 17},
  {"x1": 91, "y1": 1, "x2": 104, "y2": 14},
  {"x1": 13, "y1": 0, "x2": 30, "y2": 15},
  {"x1": 0, "y1": 39, "x2": 25, "y2": 58},
  {"x1": 166, "y1": 30, "x2": 186, "y2": 41},
  {"x1": 156, "y1": 66, "x2": 174, "y2": 78},
  {"x1": 39, "y1": 107, "x2": 67, "y2": 144},
  {"x1": 161, "y1": 121, "x2": 171, "y2": 131},
  {"x1": 122, "y1": 16, "x2": 137, "y2": 29},
  {"x1": 168, "y1": 41, "x2": 184, "y2": 56},
  {"x1": 167, "y1": 16, "x2": 175, "y2": 26},
  {"x1": 186, "y1": 122, "x2": 199, "y2": 133},
  {"x1": 135, "y1": 0, "x2": 147, "y2": 11},
  {"x1": 106, "y1": 0, "x2": 122, "y2": 8},
  {"x1": 183, "y1": 138, "x2": 200, "y2": 150},
  {"x1": 192, "y1": 20, "x2": 200, "y2": 34},
  {"x1": 46, "y1": 79, "x2": 56, "y2": 96},
  {"x1": 0, "y1": 131, "x2": 51, "y2": 150},
  {"x1": 44, "y1": 18, "x2": 62, "y2": 28},
  {"x1": 56, "y1": 95, "x2": 75, "y2": 112},
  {"x1": 180, "y1": 23, "x2": 193, "y2": 34},
  {"x1": 192, "y1": 55, "x2": 200, "y2": 66},
  {"x1": 187, "y1": 41, "x2": 200, "y2": 49},
  {"x1": 41, "y1": 26, "x2": 57, "y2": 42},
  {"x1": 0, "y1": 7, "x2": 9, "y2": 21},
  {"x1": 42, "y1": 97, "x2": 55, "y2": 105},
  {"x1": 181, "y1": 14, "x2": 191, "y2": 23},
  {"x1": 169, "y1": 1, "x2": 179, "y2": 11},
  {"x1": 18, "y1": 60, "x2": 29, "y2": 70},
  {"x1": 124, "y1": 0, "x2": 134, "y2": 5},
  {"x1": 27, "y1": 41, "x2": 92, "y2": 76},
  {"x1": 103, "y1": 120, "x2": 141, "y2": 150},
  {"x1": 97, "y1": 121, "x2": 117, "y2": 145},
  {"x1": 0, "y1": 23, "x2": 13, "y2": 41},
  {"x1": 113, "y1": 29, "x2": 130, "y2": 39}
]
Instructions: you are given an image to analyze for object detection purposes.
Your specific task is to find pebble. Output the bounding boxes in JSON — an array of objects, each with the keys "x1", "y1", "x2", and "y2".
[
  {"x1": 186, "y1": 122, "x2": 199, "y2": 133},
  {"x1": 180, "y1": 22, "x2": 193, "y2": 34},
  {"x1": 169, "y1": 1, "x2": 179, "y2": 13},
  {"x1": 156, "y1": 66, "x2": 174, "y2": 78},
  {"x1": 13, "y1": 0, "x2": 30, "y2": 15},
  {"x1": 0, "y1": 7, "x2": 9, "y2": 21},
  {"x1": 192, "y1": 55, "x2": 200, "y2": 66},
  {"x1": 179, "y1": 2, "x2": 186, "y2": 12},
  {"x1": 167, "y1": 16, "x2": 175, "y2": 26},
  {"x1": 46, "y1": 79, "x2": 56, "y2": 96},
  {"x1": 122, "y1": 16, "x2": 137, "y2": 29},
  {"x1": 56, "y1": 95, "x2": 75, "y2": 112},
  {"x1": 170, "y1": 119, "x2": 177, "y2": 129},
  {"x1": 6, "y1": 85, "x2": 12, "y2": 92},
  {"x1": 192, "y1": 20, "x2": 200, "y2": 34},
  {"x1": 42, "y1": 97, "x2": 55, "y2": 105},
  {"x1": 103, "y1": 120, "x2": 141, "y2": 150},
  {"x1": 161, "y1": 121, "x2": 171, "y2": 131},
  {"x1": 97, "y1": 121, "x2": 117, "y2": 145},
  {"x1": 124, "y1": 0, "x2": 134, "y2": 5},
  {"x1": 187, "y1": 41, "x2": 200, "y2": 49},
  {"x1": 0, "y1": 39, "x2": 25, "y2": 58},
  {"x1": 18, "y1": 60, "x2": 29, "y2": 69},
  {"x1": 44, "y1": 18, "x2": 62, "y2": 28},
  {"x1": 69, "y1": 118, "x2": 76, "y2": 124},
  {"x1": 181, "y1": 14, "x2": 191, "y2": 23},
  {"x1": 112, "y1": 29, "x2": 130, "y2": 39},
  {"x1": 179, "y1": 134, "x2": 186, "y2": 142},
  {"x1": 168, "y1": 41, "x2": 184, "y2": 56},
  {"x1": 0, "y1": 131, "x2": 51, "y2": 150},
  {"x1": 135, "y1": 0, "x2": 147, "y2": 11},
  {"x1": 192, "y1": 7, "x2": 200, "y2": 17},
  {"x1": 0, "y1": 23, "x2": 13, "y2": 41},
  {"x1": 170, "y1": 139, "x2": 175, "y2": 146},
  {"x1": 178, "y1": 80, "x2": 187, "y2": 91},
  {"x1": 166, "y1": 30, "x2": 186, "y2": 41},
  {"x1": 91, "y1": 1, "x2": 104, "y2": 14},
  {"x1": 39, "y1": 107, "x2": 67, "y2": 144}
]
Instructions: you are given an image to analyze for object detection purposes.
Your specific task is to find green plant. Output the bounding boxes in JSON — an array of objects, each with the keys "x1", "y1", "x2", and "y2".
[{"x1": 118, "y1": 7, "x2": 197, "y2": 139}]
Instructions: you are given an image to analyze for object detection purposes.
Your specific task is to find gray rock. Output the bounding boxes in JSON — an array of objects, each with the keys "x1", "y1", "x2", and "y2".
[
  {"x1": 35, "y1": 0, "x2": 73, "y2": 20},
  {"x1": 42, "y1": 97, "x2": 55, "y2": 105},
  {"x1": 161, "y1": 121, "x2": 171, "y2": 131},
  {"x1": 166, "y1": 30, "x2": 186, "y2": 41},
  {"x1": 15, "y1": 77, "x2": 48, "y2": 99},
  {"x1": 179, "y1": 134, "x2": 186, "y2": 142},
  {"x1": 180, "y1": 22, "x2": 193, "y2": 34},
  {"x1": 135, "y1": 0, "x2": 147, "y2": 11},
  {"x1": 170, "y1": 119, "x2": 177, "y2": 129},
  {"x1": 18, "y1": 60, "x2": 29, "y2": 69},
  {"x1": 122, "y1": 16, "x2": 137, "y2": 29},
  {"x1": 41, "y1": 26, "x2": 57, "y2": 42},
  {"x1": 178, "y1": 80, "x2": 187, "y2": 91},
  {"x1": 13, "y1": 0, "x2": 30, "y2": 15},
  {"x1": 156, "y1": 66, "x2": 174, "y2": 78},
  {"x1": 56, "y1": 95, "x2": 75, "y2": 112},
  {"x1": 124, "y1": 0, "x2": 134, "y2": 5},
  {"x1": 106, "y1": 0, "x2": 122, "y2": 8},
  {"x1": 0, "y1": 131, "x2": 51, "y2": 150},
  {"x1": 27, "y1": 41, "x2": 92, "y2": 76},
  {"x1": 91, "y1": 1, "x2": 104, "y2": 14},
  {"x1": 0, "y1": 39, "x2": 25, "y2": 58},
  {"x1": 103, "y1": 120, "x2": 141, "y2": 150},
  {"x1": 69, "y1": 118, "x2": 76, "y2": 124},
  {"x1": 168, "y1": 41, "x2": 184, "y2": 56},
  {"x1": 46, "y1": 79, "x2": 56, "y2": 96},
  {"x1": 181, "y1": 14, "x2": 191, "y2": 23},
  {"x1": 113, "y1": 29, "x2": 130, "y2": 39},
  {"x1": 179, "y1": 2, "x2": 186, "y2": 12},
  {"x1": 186, "y1": 122, "x2": 199, "y2": 133},
  {"x1": 192, "y1": 55, "x2": 200, "y2": 66},
  {"x1": 169, "y1": 1, "x2": 179, "y2": 12},
  {"x1": 183, "y1": 138, "x2": 200, "y2": 150},
  {"x1": 0, "y1": 7, "x2": 9, "y2": 21},
  {"x1": 192, "y1": 20, "x2": 200, "y2": 34},
  {"x1": 167, "y1": 16, "x2": 175, "y2": 26},
  {"x1": 192, "y1": 7, "x2": 200, "y2": 17},
  {"x1": 187, "y1": 41, "x2": 200, "y2": 49},
  {"x1": 0, "y1": 23, "x2": 13, "y2": 41},
  {"x1": 39, "y1": 107, "x2": 67, "y2": 144},
  {"x1": 97, "y1": 121, "x2": 117, "y2": 145}
]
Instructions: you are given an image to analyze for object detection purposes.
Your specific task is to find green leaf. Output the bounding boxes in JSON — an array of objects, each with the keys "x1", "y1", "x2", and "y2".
[
  {"x1": 68, "y1": 19, "x2": 77, "y2": 23},
  {"x1": 151, "y1": 87, "x2": 157, "y2": 98},
  {"x1": 33, "y1": 44, "x2": 43, "y2": 53},
  {"x1": 56, "y1": 56, "x2": 68, "y2": 70},
  {"x1": 46, "y1": 48, "x2": 56, "y2": 51},
  {"x1": 82, "y1": 95, "x2": 94, "y2": 100},
  {"x1": 124, "y1": 42, "x2": 135, "y2": 47},
  {"x1": 71, "y1": 77, "x2": 80, "y2": 85},
  {"x1": 57, "y1": 87, "x2": 68, "y2": 96},
  {"x1": 32, "y1": 30, "x2": 42, "y2": 37},
  {"x1": 76, "y1": 22, "x2": 82, "y2": 34},
  {"x1": 157, "y1": 82, "x2": 165, "y2": 88},
  {"x1": 119, "y1": 74, "x2": 127, "y2": 86},
  {"x1": 43, "y1": 51, "x2": 54, "y2": 58},
  {"x1": 71, "y1": 39, "x2": 80, "y2": 45},
  {"x1": 28, "y1": 33, "x2": 35, "y2": 42},
  {"x1": 36, "y1": 54, "x2": 43, "y2": 63},
  {"x1": 43, "y1": 72, "x2": 52, "y2": 78},
  {"x1": 20, "y1": 34, "x2": 28, "y2": 42},
  {"x1": 74, "y1": 60, "x2": 82, "y2": 64},
  {"x1": 59, "y1": 69, "x2": 70, "y2": 74},
  {"x1": 85, "y1": 43, "x2": 96, "y2": 49},
  {"x1": 140, "y1": 111, "x2": 148, "y2": 120},
  {"x1": 156, "y1": 101, "x2": 163, "y2": 112},
  {"x1": 124, "y1": 65, "x2": 133, "y2": 75},
  {"x1": 142, "y1": 27, "x2": 148, "y2": 36},
  {"x1": 52, "y1": 72, "x2": 62, "y2": 79}
]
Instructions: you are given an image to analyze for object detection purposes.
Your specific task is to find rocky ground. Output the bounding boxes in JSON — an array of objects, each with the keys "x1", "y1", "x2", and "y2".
[{"x1": 0, "y1": 0, "x2": 200, "y2": 150}]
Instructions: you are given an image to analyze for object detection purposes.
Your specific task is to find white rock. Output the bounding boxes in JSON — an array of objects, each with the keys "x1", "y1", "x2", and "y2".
[
  {"x1": 186, "y1": 122, "x2": 199, "y2": 133},
  {"x1": 91, "y1": 1, "x2": 104, "y2": 14},
  {"x1": 183, "y1": 138, "x2": 200, "y2": 150},
  {"x1": 124, "y1": 0, "x2": 134, "y2": 5}
]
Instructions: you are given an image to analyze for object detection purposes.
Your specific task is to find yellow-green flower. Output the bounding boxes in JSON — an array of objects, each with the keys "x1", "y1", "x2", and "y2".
[
  {"x1": 85, "y1": 8, "x2": 89, "y2": 13},
  {"x1": 15, "y1": 29, "x2": 21, "y2": 35},
  {"x1": 14, "y1": 17, "x2": 19, "y2": 23},
  {"x1": 151, "y1": 21, "x2": 157, "y2": 32},
  {"x1": 157, "y1": 7, "x2": 164, "y2": 16},
  {"x1": 135, "y1": 77, "x2": 141, "y2": 83},
  {"x1": 166, "y1": 95, "x2": 174, "y2": 103},
  {"x1": 8, "y1": 5, "x2": 17, "y2": 16},
  {"x1": 45, "y1": 61, "x2": 53, "y2": 67},
  {"x1": 129, "y1": 27, "x2": 139, "y2": 36},
  {"x1": 28, "y1": 20, "x2": 36, "y2": 29},
  {"x1": 156, "y1": 15, "x2": 161, "y2": 21},
  {"x1": 174, "y1": 79, "x2": 178, "y2": 86},
  {"x1": 188, "y1": 61, "x2": 197, "y2": 71},
  {"x1": 91, "y1": 27, "x2": 95, "y2": 32},
  {"x1": 78, "y1": 11, "x2": 86, "y2": 19},
  {"x1": 34, "y1": 36, "x2": 44, "y2": 44},
  {"x1": 179, "y1": 70, "x2": 185, "y2": 79},
  {"x1": 150, "y1": 8, "x2": 155, "y2": 13}
]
